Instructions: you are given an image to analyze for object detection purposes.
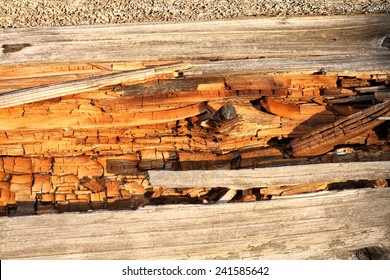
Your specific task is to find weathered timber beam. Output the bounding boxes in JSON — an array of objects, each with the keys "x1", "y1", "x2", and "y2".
[
  {"x1": 0, "y1": 62, "x2": 190, "y2": 109},
  {"x1": 1, "y1": 15, "x2": 389, "y2": 73},
  {"x1": 1, "y1": 188, "x2": 389, "y2": 259},
  {"x1": 147, "y1": 161, "x2": 390, "y2": 189},
  {"x1": 290, "y1": 101, "x2": 389, "y2": 156}
]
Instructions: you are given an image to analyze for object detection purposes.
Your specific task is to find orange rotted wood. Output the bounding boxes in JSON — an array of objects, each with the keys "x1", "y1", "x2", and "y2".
[
  {"x1": 52, "y1": 156, "x2": 103, "y2": 178},
  {"x1": 290, "y1": 101, "x2": 390, "y2": 157},
  {"x1": 260, "y1": 97, "x2": 300, "y2": 119},
  {"x1": 0, "y1": 62, "x2": 190, "y2": 109},
  {"x1": 0, "y1": 102, "x2": 208, "y2": 131}
]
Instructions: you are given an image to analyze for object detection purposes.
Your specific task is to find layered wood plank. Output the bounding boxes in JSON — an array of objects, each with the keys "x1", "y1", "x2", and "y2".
[
  {"x1": 1, "y1": 14, "x2": 390, "y2": 72},
  {"x1": 0, "y1": 15, "x2": 389, "y2": 215},
  {"x1": 1, "y1": 188, "x2": 389, "y2": 259}
]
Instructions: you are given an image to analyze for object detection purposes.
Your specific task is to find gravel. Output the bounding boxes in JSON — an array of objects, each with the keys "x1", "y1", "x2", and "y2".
[{"x1": 0, "y1": 0, "x2": 389, "y2": 28}]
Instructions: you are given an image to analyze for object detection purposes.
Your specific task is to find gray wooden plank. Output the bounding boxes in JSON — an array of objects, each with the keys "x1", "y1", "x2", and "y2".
[
  {"x1": 0, "y1": 188, "x2": 389, "y2": 259},
  {"x1": 148, "y1": 161, "x2": 390, "y2": 189},
  {"x1": 1, "y1": 15, "x2": 390, "y2": 73}
]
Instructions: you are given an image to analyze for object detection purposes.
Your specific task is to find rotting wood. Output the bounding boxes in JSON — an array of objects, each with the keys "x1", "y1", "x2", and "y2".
[
  {"x1": 325, "y1": 95, "x2": 375, "y2": 104},
  {"x1": 148, "y1": 161, "x2": 390, "y2": 189},
  {"x1": 0, "y1": 62, "x2": 190, "y2": 109},
  {"x1": 0, "y1": 188, "x2": 388, "y2": 259},
  {"x1": 260, "y1": 97, "x2": 300, "y2": 119},
  {"x1": 260, "y1": 182, "x2": 330, "y2": 197},
  {"x1": 0, "y1": 68, "x2": 388, "y2": 213},
  {"x1": 0, "y1": 15, "x2": 389, "y2": 215},
  {"x1": 0, "y1": 102, "x2": 208, "y2": 131},
  {"x1": 290, "y1": 101, "x2": 389, "y2": 156}
]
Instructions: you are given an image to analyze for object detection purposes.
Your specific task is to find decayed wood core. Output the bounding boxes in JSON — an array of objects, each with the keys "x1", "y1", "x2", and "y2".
[
  {"x1": 0, "y1": 15, "x2": 389, "y2": 216},
  {"x1": 0, "y1": 63, "x2": 388, "y2": 216}
]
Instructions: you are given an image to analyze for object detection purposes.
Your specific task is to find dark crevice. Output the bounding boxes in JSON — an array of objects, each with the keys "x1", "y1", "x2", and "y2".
[
  {"x1": 2, "y1": 43, "x2": 31, "y2": 53},
  {"x1": 355, "y1": 246, "x2": 390, "y2": 260},
  {"x1": 381, "y1": 35, "x2": 390, "y2": 50}
]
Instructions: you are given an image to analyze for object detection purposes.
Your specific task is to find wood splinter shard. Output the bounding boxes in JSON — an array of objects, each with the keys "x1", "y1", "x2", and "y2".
[
  {"x1": 0, "y1": 62, "x2": 191, "y2": 109},
  {"x1": 201, "y1": 103, "x2": 240, "y2": 133},
  {"x1": 216, "y1": 189, "x2": 237, "y2": 204}
]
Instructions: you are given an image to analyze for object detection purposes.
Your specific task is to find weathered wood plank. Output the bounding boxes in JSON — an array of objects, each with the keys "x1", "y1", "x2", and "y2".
[
  {"x1": 0, "y1": 62, "x2": 189, "y2": 109},
  {"x1": 148, "y1": 161, "x2": 390, "y2": 189},
  {"x1": 0, "y1": 188, "x2": 389, "y2": 259},
  {"x1": 1, "y1": 15, "x2": 390, "y2": 73}
]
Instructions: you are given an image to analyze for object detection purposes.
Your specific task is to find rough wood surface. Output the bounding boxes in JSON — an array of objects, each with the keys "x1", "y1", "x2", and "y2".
[
  {"x1": 0, "y1": 188, "x2": 389, "y2": 259},
  {"x1": 1, "y1": 15, "x2": 390, "y2": 73},
  {"x1": 148, "y1": 161, "x2": 390, "y2": 189},
  {"x1": 0, "y1": 15, "x2": 389, "y2": 214},
  {"x1": 0, "y1": 69, "x2": 388, "y2": 211},
  {"x1": 290, "y1": 101, "x2": 390, "y2": 156},
  {"x1": 0, "y1": 62, "x2": 189, "y2": 109}
]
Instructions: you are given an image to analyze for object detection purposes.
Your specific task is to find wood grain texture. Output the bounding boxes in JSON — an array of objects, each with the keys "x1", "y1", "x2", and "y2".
[
  {"x1": 0, "y1": 188, "x2": 389, "y2": 259},
  {"x1": 148, "y1": 161, "x2": 390, "y2": 189},
  {"x1": 290, "y1": 101, "x2": 390, "y2": 156},
  {"x1": 0, "y1": 62, "x2": 189, "y2": 108},
  {"x1": 1, "y1": 15, "x2": 390, "y2": 73}
]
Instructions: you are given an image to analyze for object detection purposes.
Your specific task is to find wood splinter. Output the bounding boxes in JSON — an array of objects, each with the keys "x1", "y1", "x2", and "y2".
[
  {"x1": 216, "y1": 189, "x2": 237, "y2": 204},
  {"x1": 0, "y1": 62, "x2": 191, "y2": 109},
  {"x1": 290, "y1": 101, "x2": 390, "y2": 157}
]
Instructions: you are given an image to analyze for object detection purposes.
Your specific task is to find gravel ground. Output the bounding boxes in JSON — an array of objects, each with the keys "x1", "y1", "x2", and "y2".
[{"x1": 0, "y1": 0, "x2": 389, "y2": 28}]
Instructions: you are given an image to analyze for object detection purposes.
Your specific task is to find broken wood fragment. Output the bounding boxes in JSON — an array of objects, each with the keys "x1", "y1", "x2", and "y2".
[
  {"x1": 374, "y1": 179, "x2": 388, "y2": 188},
  {"x1": 290, "y1": 101, "x2": 389, "y2": 157},
  {"x1": 260, "y1": 97, "x2": 300, "y2": 119},
  {"x1": 260, "y1": 182, "x2": 329, "y2": 197},
  {"x1": 325, "y1": 95, "x2": 375, "y2": 104},
  {"x1": 355, "y1": 85, "x2": 387, "y2": 93},
  {"x1": 81, "y1": 178, "x2": 104, "y2": 193},
  {"x1": 216, "y1": 189, "x2": 237, "y2": 204},
  {"x1": 340, "y1": 77, "x2": 371, "y2": 88},
  {"x1": 0, "y1": 62, "x2": 190, "y2": 109}
]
